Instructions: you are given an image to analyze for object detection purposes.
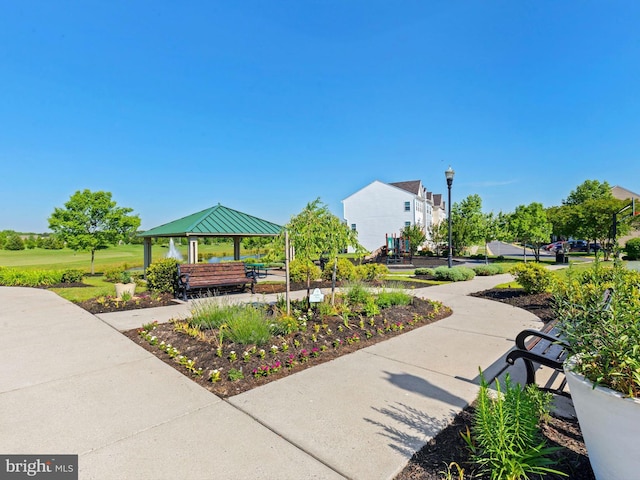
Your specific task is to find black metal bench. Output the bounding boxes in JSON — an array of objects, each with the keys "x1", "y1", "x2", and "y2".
[
  {"x1": 506, "y1": 321, "x2": 571, "y2": 397},
  {"x1": 506, "y1": 288, "x2": 612, "y2": 397},
  {"x1": 176, "y1": 262, "x2": 256, "y2": 300}
]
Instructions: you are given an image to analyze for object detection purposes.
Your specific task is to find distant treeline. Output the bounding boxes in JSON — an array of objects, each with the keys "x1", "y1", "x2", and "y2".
[{"x1": 0, "y1": 230, "x2": 237, "y2": 251}]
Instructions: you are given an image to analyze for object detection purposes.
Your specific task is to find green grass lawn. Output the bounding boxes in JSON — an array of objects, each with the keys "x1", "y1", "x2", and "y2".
[
  {"x1": 0, "y1": 243, "x2": 260, "y2": 301},
  {"x1": 0, "y1": 243, "x2": 257, "y2": 272},
  {"x1": 2, "y1": 244, "x2": 604, "y2": 301}
]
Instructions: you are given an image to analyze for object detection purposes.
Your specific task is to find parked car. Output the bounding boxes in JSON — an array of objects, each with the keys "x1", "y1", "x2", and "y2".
[
  {"x1": 569, "y1": 240, "x2": 587, "y2": 251},
  {"x1": 544, "y1": 241, "x2": 566, "y2": 252},
  {"x1": 576, "y1": 242, "x2": 601, "y2": 252}
]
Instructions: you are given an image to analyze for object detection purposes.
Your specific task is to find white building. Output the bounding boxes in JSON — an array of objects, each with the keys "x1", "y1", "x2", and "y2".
[{"x1": 342, "y1": 179, "x2": 446, "y2": 253}]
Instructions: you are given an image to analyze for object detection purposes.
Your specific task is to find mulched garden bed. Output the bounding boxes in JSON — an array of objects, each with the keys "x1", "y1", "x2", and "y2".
[
  {"x1": 68, "y1": 279, "x2": 594, "y2": 478},
  {"x1": 394, "y1": 288, "x2": 595, "y2": 480},
  {"x1": 124, "y1": 294, "x2": 451, "y2": 398}
]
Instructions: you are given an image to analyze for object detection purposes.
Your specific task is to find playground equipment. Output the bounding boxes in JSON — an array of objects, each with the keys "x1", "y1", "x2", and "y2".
[{"x1": 385, "y1": 234, "x2": 410, "y2": 264}]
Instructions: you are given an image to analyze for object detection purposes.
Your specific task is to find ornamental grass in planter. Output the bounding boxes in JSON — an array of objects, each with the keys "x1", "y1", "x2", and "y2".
[{"x1": 553, "y1": 261, "x2": 640, "y2": 480}]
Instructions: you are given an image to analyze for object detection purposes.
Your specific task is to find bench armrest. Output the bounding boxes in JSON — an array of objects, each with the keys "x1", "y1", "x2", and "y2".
[
  {"x1": 515, "y1": 328, "x2": 570, "y2": 350},
  {"x1": 177, "y1": 273, "x2": 190, "y2": 287}
]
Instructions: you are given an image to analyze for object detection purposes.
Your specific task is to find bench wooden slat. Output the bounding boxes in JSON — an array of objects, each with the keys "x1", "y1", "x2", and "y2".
[{"x1": 176, "y1": 262, "x2": 255, "y2": 300}]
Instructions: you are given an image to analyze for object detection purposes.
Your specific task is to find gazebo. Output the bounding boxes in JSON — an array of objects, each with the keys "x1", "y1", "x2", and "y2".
[{"x1": 138, "y1": 204, "x2": 283, "y2": 271}]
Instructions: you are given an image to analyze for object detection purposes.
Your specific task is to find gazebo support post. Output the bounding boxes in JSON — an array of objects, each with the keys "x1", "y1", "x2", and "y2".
[
  {"x1": 188, "y1": 237, "x2": 199, "y2": 264},
  {"x1": 233, "y1": 237, "x2": 241, "y2": 260},
  {"x1": 143, "y1": 237, "x2": 153, "y2": 277}
]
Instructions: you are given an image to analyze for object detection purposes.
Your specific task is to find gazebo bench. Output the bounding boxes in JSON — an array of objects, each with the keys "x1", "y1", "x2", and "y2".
[{"x1": 176, "y1": 262, "x2": 256, "y2": 300}]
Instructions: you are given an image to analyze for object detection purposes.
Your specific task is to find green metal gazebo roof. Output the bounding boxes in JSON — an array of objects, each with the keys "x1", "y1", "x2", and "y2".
[{"x1": 138, "y1": 204, "x2": 282, "y2": 238}]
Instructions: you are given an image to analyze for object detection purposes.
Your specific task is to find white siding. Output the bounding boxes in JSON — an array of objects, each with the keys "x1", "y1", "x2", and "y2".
[{"x1": 343, "y1": 181, "x2": 417, "y2": 252}]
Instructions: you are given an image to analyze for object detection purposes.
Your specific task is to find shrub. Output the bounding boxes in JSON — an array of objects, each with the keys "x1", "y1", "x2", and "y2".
[
  {"x1": 362, "y1": 297, "x2": 380, "y2": 316},
  {"x1": 414, "y1": 267, "x2": 434, "y2": 276},
  {"x1": 355, "y1": 263, "x2": 389, "y2": 281},
  {"x1": 4, "y1": 234, "x2": 25, "y2": 251},
  {"x1": 146, "y1": 258, "x2": 179, "y2": 294},
  {"x1": 36, "y1": 235, "x2": 64, "y2": 250},
  {"x1": 554, "y1": 263, "x2": 640, "y2": 396},
  {"x1": 288, "y1": 258, "x2": 321, "y2": 283},
  {"x1": 472, "y1": 264, "x2": 504, "y2": 276},
  {"x1": 190, "y1": 300, "x2": 237, "y2": 330},
  {"x1": 60, "y1": 269, "x2": 84, "y2": 283},
  {"x1": 511, "y1": 262, "x2": 555, "y2": 294},
  {"x1": 376, "y1": 289, "x2": 412, "y2": 308},
  {"x1": 225, "y1": 307, "x2": 272, "y2": 346},
  {"x1": 322, "y1": 257, "x2": 356, "y2": 281},
  {"x1": 103, "y1": 266, "x2": 124, "y2": 283},
  {"x1": 433, "y1": 266, "x2": 476, "y2": 282},
  {"x1": 270, "y1": 315, "x2": 299, "y2": 336},
  {"x1": 625, "y1": 237, "x2": 640, "y2": 260},
  {"x1": 343, "y1": 281, "x2": 373, "y2": 306}
]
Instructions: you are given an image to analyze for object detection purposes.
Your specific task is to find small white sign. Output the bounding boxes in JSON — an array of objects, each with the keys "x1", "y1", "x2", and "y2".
[{"x1": 309, "y1": 288, "x2": 325, "y2": 303}]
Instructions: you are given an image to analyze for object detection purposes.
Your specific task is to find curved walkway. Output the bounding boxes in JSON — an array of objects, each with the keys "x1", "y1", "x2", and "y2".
[{"x1": 0, "y1": 275, "x2": 543, "y2": 480}]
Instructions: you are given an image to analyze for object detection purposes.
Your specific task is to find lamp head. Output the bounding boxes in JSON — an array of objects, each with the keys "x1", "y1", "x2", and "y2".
[{"x1": 445, "y1": 166, "x2": 455, "y2": 185}]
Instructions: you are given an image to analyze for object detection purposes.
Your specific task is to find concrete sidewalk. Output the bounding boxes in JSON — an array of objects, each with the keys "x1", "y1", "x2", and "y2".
[{"x1": 0, "y1": 275, "x2": 545, "y2": 480}]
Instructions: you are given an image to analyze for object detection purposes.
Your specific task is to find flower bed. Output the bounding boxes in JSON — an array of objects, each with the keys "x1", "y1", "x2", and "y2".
[{"x1": 125, "y1": 295, "x2": 451, "y2": 398}]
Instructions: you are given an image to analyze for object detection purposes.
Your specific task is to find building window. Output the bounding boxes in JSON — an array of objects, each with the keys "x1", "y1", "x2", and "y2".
[
  {"x1": 351, "y1": 224, "x2": 356, "y2": 231},
  {"x1": 404, "y1": 201, "x2": 410, "y2": 211},
  {"x1": 405, "y1": 222, "x2": 411, "y2": 228}
]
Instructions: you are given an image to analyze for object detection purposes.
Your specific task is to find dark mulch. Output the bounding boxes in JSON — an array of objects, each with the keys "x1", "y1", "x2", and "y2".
[
  {"x1": 75, "y1": 292, "x2": 178, "y2": 314},
  {"x1": 72, "y1": 279, "x2": 422, "y2": 315},
  {"x1": 124, "y1": 294, "x2": 450, "y2": 398},
  {"x1": 394, "y1": 288, "x2": 595, "y2": 480}
]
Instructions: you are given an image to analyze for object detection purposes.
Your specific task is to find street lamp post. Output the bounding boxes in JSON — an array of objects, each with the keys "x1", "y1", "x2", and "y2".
[{"x1": 445, "y1": 166, "x2": 455, "y2": 268}]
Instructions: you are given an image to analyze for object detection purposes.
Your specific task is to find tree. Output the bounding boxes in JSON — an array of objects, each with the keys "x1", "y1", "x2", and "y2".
[
  {"x1": 284, "y1": 198, "x2": 363, "y2": 302},
  {"x1": 480, "y1": 212, "x2": 509, "y2": 264},
  {"x1": 400, "y1": 224, "x2": 427, "y2": 259},
  {"x1": 573, "y1": 197, "x2": 628, "y2": 260},
  {"x1": 427, "y1": 221, "x2": 448, "y2": 256},
  {"x1": 4, "y1": 232, "x2": 25, "y2": 251},
  {"x1": 508, "y1": 202, "x2": 552, "y2": 262},
  {"x1": 563, "y1": 179, "x2": 613, "y2": 206},
  {"x1": 242, "y1": 236, "x2": 274, "y2": 257},
  {"x1": 546, "y1": 204, "x2": 577, "y2": 240},
  {"x1": 451, "y1": 194, "x2": 485, "y2": 255},
  {"x1": 48, "y1": 190, "x2": 141, "y2": 274}
]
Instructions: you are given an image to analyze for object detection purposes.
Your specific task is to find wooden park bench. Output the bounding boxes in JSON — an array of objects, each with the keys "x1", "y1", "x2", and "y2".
[
  {"x1": 176, "y1": 262, "x2": 256, "y2": 301},
  {"x1": 505, "y1": 288, "x2": 612, "y2": 397}
]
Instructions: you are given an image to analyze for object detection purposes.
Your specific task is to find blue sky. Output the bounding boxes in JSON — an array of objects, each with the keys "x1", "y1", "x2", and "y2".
[{"x1": 2, "y1": 1, "x2": 639, "y2": 233}]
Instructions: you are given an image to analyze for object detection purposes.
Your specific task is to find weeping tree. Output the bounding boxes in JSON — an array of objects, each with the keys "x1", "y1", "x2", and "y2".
[
  {"x1": 48, "y1": 189, "x2": 141, "y2": 274},
  {"x1": 284, "y1": 198, "x2": 364, "y2": 303}
]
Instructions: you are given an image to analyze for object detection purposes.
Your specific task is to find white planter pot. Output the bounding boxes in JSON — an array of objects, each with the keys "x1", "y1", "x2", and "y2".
[
  {"x1": 564, "y1": 357, "x2": 640, "y2": 480},
  {"x1": 115, "y1": 282, "x2": 136, "y2": 299}
]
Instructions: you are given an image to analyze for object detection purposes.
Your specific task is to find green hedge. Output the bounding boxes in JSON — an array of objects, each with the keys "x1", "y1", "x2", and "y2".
[
  {"x1": 0, "y1": 267, "x2": 84, "y2": 287},
  {"x1": 414, "y1": 267, "x2": 435, "y2": 276},
  {"x1": 472, "y1": 264, "x2": 505, "y2": 276},
  {"x1": 433, "y1": 266, "x2": 476, "y2": 282}
]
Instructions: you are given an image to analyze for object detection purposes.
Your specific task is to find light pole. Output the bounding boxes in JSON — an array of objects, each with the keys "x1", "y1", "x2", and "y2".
[{"x1": 445, "y1": 166, "x2": 455, "y2": 268}]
